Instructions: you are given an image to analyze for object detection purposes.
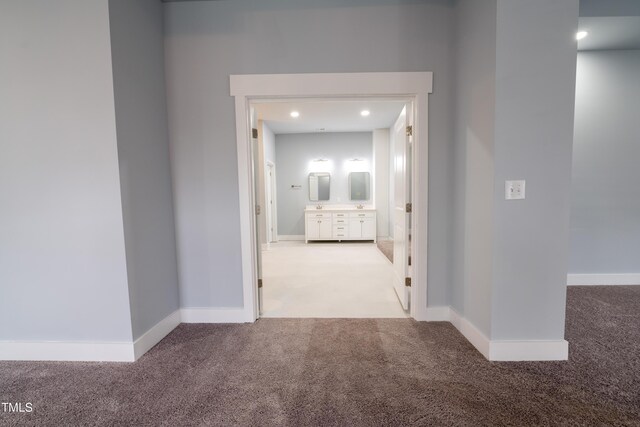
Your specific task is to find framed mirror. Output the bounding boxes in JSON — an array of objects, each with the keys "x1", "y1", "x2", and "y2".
[
  {"x1": 309, "y1": 172, "x2": 330, "y2": 201},
  {"x1": 349, "y1": 172, "x2": 370, "y2": 201}
]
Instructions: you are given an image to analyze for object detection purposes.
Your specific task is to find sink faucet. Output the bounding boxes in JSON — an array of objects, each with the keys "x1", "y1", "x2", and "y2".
[
  {"x1": 316, "y1": 204, "x2": 323, "y2": 209},
  {"x1": 356, "y1": 204, "x2": 364, "y2": 209}
]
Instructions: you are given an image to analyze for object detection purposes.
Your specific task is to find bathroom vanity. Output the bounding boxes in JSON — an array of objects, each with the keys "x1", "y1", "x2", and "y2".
[{"x1": 304, "y1": 206, "x2": 376, "y2": 243}]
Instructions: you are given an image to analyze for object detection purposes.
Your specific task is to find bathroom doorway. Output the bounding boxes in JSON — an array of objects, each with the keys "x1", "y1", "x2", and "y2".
[
  {"x1": 231, "y1": 72, "x2": 432, "y2": 321},
  {"x1": 251, "y1": 98, "x2": 411, "y2": 317}
]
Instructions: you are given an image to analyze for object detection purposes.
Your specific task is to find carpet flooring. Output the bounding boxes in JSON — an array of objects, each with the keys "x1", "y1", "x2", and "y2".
[
  {"x1": 376, "y1": 238, "x2": 411, "y2": 265},
  {"x1": 376, "y1": 239, "x2": 394, "y2": 263},
  {"x1": 1, "y1": 286, "x2": 640, "y2": 426}
]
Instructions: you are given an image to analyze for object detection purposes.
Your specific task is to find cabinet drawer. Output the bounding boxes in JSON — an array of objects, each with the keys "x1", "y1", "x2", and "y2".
[
  {"x1": 333, "y1": 217, "x2": 348, "y2": 225},
  {"x1": 307, "y1": 212, "x2": 331, "y2": 219},
  {"x1": 348, "y1": 212, "x2": 375, "y2": 218},
  {"x1": 333, "y1": 212, "x2": 348, "y2": 218},
  {"x1": 333, "y1": 224, "x2": 349, "y2": 239}
]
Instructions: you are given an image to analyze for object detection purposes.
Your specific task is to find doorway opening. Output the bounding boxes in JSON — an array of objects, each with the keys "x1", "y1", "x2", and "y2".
[
  {"x1": 251, "y1": 98, "x2": 411, "y2": 317},
  {"x1": 230, "y1": 72, "x2": 432, "y2": 322}
]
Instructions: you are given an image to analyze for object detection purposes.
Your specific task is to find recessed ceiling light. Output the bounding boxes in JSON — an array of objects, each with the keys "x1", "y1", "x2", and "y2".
[
  {"x1": 360, "y1": 110, "x2": 370, "y2": 117},
  {"x1": 576, "y1": 31, "x2": 588, "y2": 41},
  {"x1": 290, "y1": 111, "x2": 300, "y2": 118}
]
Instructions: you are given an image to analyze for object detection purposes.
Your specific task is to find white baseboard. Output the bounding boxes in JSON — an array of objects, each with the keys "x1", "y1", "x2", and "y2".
[
  {"x1": 0, "y1": 307, "x2": 254, "y2": 361},
  {"x1": 425, "y1": 306, "x2": 451, "y2": 321},
  {"x1": 449, "y1": 307, "x2": 491, "y2": 359},
  {"x1": 567, "y1": 273, "x2": 640, "y2": 286},
  {"x1": 180, "y1": 307, "x2": 250, "y2": 323},
  {"x1": 133, "y1": 310, "x2": 181, "y2": 360},
  {"x1": 489, "y1": 340, "x2": 568, "y2": 361},
  {"x1": 0, "y1": 341, "x2": 135, "y2": 362},
  {"x1": 425, "y1": 305, "x2": 568, "y2": 361},
  {"x1": 277, "y1": 235, "x2": 304, "y2": 241},
  {"x1": 0, "y1": 310, "x2": 183, "y2": 362}
]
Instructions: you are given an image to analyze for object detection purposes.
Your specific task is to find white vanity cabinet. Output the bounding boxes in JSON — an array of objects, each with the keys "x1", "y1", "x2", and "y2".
[
  {"x1": 305, "y1": 212, "x2": 332, "y2": 241},
  {"x1": 305, "y1": 208, "x2": 376, "y2": 243},
  {"x1": 348, "y1": 212, "x2": 376, "y2": 240}
]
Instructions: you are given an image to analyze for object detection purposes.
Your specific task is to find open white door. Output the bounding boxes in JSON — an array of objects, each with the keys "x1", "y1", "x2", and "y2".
[
  {"x1": 265, "y1": 162, "x2": 277, "y2": 243},
  {"x1": 250, "y1": 111, "x2": 263, "y2": 315},
  {"x1": 392, "y1": 105, "x2": 411, "y2": 310}
]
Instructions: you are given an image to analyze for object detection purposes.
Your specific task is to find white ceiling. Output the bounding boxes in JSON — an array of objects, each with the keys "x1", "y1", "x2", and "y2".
[
  {"x1": 578, "y1": 16, "x2": 640, "y2": 51},
  {"x1": 253, "y1": 99, "x2": 406, "y2": 134}
]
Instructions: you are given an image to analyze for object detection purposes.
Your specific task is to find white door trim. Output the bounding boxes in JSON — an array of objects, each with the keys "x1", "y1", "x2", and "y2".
[{"x1": 230, "y1": 72, "x2": 433, "y2": 322}]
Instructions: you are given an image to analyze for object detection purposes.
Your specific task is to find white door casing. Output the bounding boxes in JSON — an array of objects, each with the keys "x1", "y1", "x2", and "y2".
[{"x1": 230, "y1": 72, "x2": 432, "y2": 322}]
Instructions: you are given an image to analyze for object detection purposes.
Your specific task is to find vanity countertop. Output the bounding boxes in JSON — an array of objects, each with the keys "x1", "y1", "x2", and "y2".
[{"x1": 305, "y1": 205, "x2": 376, "y2": 212}]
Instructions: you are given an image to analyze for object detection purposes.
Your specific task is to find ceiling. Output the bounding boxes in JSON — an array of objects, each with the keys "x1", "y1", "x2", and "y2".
[
  {"x1": 577, "y1": 16, "x2": 640, "y2": 50},
  {"x1": 253, "y1": 99, "x2": 406, "y2": 134}
]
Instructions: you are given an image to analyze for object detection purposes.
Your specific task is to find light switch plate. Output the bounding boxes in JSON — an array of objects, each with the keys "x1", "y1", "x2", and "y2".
[{"x1": 505, "y1": 180, "x2": 526, "y2": 200}]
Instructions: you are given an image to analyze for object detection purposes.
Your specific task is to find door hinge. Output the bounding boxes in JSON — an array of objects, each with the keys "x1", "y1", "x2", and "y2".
[
  {"x1": 405, "y1": 203, "x2": 412, "y2": 213},
  {"x1": 252, "y1": 128, "x2": 259, "y2": 139},
  {"x1": 405, "y1": 277, "x2": 412, "y2": 287},
  {"x1": 406, "y1": 125, "x2": 413, "y2": 137},
  {"x1": 258, "y1": 278, "x2": 263, "y2": 288},
  {"x1": 256, "y1": 205, "x2": 261, "y2": 215}
]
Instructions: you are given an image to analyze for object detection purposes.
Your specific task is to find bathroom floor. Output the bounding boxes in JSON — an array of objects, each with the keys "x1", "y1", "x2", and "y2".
[{"x1": 261, "y1": 241, "x2": 407, "y2": 318}]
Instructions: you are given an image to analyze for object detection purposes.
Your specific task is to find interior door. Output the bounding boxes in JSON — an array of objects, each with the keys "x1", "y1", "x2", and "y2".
[
  {"x1": 250, "y1": 113, "x2": 263, "y2": 315},
  {"x1": 266, "y1": 164, "x2": 273, "y2": 243},
  {"x1": 392, "y1": 105, "x2": 411, "y2": 310}
]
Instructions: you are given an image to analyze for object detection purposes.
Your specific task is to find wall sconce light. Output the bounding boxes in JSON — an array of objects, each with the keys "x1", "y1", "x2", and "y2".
[
  {"x1": 345, "y1": 158, "x2": 368, "y2": 172},
  {"x1": 309, "y1": 158, "x2": 332, "y2": 173}
]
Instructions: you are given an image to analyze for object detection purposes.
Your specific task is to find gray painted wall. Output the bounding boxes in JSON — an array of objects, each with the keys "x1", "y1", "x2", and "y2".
[
  {"x1": 0, "y1": 0, "x2": 133, "y2": 342},
  {"x1": 164, "y1": 0, "x2": 455, "y2": 309},
  {"x1": 579, "y1": 0, "x2": 640, "y2": 17},
  {"x1": 109, "y1": 0, "x2": 181, "y2": 340},
  {"x1": 570, "y1": 50, "x2": 640, "y2": 274},
  {"x1": 451, "y1": 0, "x2": 497, "y2": 336},
  {"x1": 275, "y1": 132, "x2": 373, "y2": 236},
  {"x1": 491, "y1": 0, "x2": 579, "y2": 340},
  {"x1": 451, "y1": 0, "x2": 579, "y2": 340}
]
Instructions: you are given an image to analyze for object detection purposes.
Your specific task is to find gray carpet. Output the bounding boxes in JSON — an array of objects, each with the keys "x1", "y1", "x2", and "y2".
[
  {"x1": 377, "y1": 238, "x2": 411, "y2": 265},
  {"x1": 377, "y1": 239, "x2": 394, "y2": 263},
  {"x1": 1, "y1": 286, "x2": 640, "y2": 426}
]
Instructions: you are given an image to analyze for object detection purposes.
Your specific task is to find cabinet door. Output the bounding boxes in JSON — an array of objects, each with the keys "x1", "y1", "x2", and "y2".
[
  {"x1": 306, "y1": 218, "x2": 319, "y2": 239},
  {"x1": 361, "y1": 218, "x2": 376, "y2": 240},
  {"x1": 349, "y1": 219, "x2": 363, "y2": 239},
  {"x1": 319, "y1": 219, "x2": 332, "y2": 238}
]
